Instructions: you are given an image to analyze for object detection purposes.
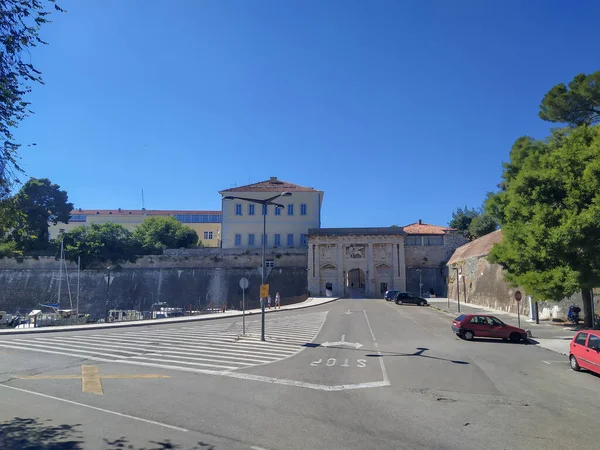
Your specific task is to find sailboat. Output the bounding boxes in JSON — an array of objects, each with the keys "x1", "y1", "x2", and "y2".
[{"x1": 16, "y1": 240, "x2": 89, "y2": 328}]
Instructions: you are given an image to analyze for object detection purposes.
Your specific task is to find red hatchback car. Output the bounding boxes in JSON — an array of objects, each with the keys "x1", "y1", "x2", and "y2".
[
  {"x1": 569, "y1": 330, "x2": 600, "y2": 375},
  {"x1": 452, "y1": 314, "x2": 528, "y2": 343}
]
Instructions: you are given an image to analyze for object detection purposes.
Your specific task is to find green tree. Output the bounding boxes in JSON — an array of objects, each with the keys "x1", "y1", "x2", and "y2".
[
  {"x1": 59, "y1": 223, "x2": 140, "y2": 269},
  {"x1": 468, "y1": 214, "x2": 499, "y2": 239},
  {"x1": 449, "y1": 206, "x2": 479, "y2": 239},
  {"x1": 12, "y1": 177, "x2": 73, "y2": 251},
  {"x1": 539, "y1": 71, "x2": 600, "y2": 127},
  {"x1": 488, "y1": 125, "x2": 600, "y2": 327},
  {"x1": 133, "y1": 216, "x2": 199, "y2": 253},
  {"x1": 0, "y1": 1, "x2": 64, "y2": 196}
]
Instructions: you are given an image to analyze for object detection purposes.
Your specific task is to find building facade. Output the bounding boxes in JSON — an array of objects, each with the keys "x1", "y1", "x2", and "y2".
[
  {"x1": 219, "y1": 177, "x2": 324, "y2": 249},
  {"x1": 308, "y1": 221, "x2": 467, "y2": 297},
  {"x1": 48, "y1": 210, "x2": 222, "y2": 247}
]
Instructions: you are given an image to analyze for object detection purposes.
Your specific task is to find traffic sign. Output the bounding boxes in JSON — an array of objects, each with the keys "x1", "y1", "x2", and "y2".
[
  {"x1": 260, "y1": 284, "x2": 269, "y2": 298},
  {"x1": 239, "y1": 277, "x2": 249, "y2": 290},
  {"x1": 514, "y1": 290, "x2": 522, "y2": 302}
]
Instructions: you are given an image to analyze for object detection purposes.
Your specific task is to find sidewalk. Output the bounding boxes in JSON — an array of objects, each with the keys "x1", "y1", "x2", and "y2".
[
  {"x1": 0, "y1": 296, "x2": 340, "y2": 336},
  {"x1": 428, "y1": 297, "x2": 581, "y2": 356}
]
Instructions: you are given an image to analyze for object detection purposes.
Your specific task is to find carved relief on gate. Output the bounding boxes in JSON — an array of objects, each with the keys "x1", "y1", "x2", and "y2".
[
  {"x1": 345, "y1": 244, "x2": 366, "y2": 259},
  {"x1": 319, "y1": 245, "x2": 337, "y2": 263},
  {"x1": 373, "y1": 244, "x2": 391, "y2": 263}
]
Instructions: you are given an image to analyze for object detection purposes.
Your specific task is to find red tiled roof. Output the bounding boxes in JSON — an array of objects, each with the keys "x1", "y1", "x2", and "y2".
[
  {"x1": 447, "y1": 229, "x2": 503, "y2": 265},
  {"x1": 72, "y1": 210, "x2": 221, "y2": 216},
  {"x1": 402, "y1": 221, "x2": 455, "y2": 235},
  {"x1": 220, "y1": 177, "x2": 319, "y2": 193}
]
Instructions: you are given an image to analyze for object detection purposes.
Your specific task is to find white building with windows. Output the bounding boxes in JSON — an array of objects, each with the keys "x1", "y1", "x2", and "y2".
[{"x1": 219, "y1": 177, "x2": 324, "y2": 249}]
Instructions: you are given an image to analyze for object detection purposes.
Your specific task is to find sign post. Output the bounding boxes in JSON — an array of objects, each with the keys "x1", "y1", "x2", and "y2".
[
  {"x1": 514, "y1": 290, "x2": 522, "y2": 328},
  {"x1": 239, "y1": 277, "x2": 249, "y2": 335}
]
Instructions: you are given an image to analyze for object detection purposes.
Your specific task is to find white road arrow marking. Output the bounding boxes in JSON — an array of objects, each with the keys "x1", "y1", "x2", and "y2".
[{"x1": 321, "y1": 341, "x2": 363, "y2": 349}]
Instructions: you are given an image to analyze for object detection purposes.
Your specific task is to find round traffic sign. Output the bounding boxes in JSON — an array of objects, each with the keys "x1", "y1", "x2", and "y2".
[
  {"x1": 239, "y1": 277, "x2": 249, "y2": 290},
  {"x1": 514, "y1": 290, "x2": 522, "y2": 302}
]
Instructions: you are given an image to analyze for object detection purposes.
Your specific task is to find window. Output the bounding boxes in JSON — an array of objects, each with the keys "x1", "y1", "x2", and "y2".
[
  {"x1": 69, "y1": 214, "x2": 87, "y2": 222},
  {"x1": 274, "y1": 234, "x2": 281, "y2": 246},
  {"x1": 203, "y1": 231, "x2": 213, "y2": 240},
  {"x1": 248, "y1": 204, "x2": 255, "y2": 215},
  {"x1": 287, "y1": 233, "x2": 294, "y2": 247},
  {"x1": 575, "y1": 332, "x2": 588, "y2": 346},
  {"x1": 261, "y1": 234, "x2": 267, "y2": 246},
  {"x1": 487, "y1": 317, "x2": 504, "y2": 326},
  {"x1": 266, "y1": 260, "x2": 274, "y2": 268},
  {"x1": 275, "y1": 207, "x2": 281, "y2": 216},
  {"x1": 406, "y1": 236, "x2": 421, "y2": 246},
  {"x1": 234, "y1": 234, "x2": 241, "y2": 246},
  {"x1": 469, "y1": 316, "x2": 486, "y2": 325},
  {"x1": 287, "y1": 204, "x2": 294, "y2": 216},
  {"x1": 424, "y1": 235, "x2": 444, "y2": 246},
  {"x1": 300, "y1": 234, "x2": 308, "y2": 247},
  {"x1": 587, "y1": 334, "x2": 600, "y2": 350},
  {"x1": 300, "y1": 204, "x2": 307, "y2": 215},
  {"x1": 248, "y1": 234, "x2": 255, "y2": 246},
  {"x1": 262, "y1": 204, "x2": 267, "y2": 215},
  {"x1": 235, "y1": 204, "x2": 242, "y2": 216},
  {"x1": 174, "y1": 214, "x2": 221, "y2": 223}
]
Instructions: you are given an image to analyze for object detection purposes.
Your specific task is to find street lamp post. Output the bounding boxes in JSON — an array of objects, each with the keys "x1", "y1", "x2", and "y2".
[{"x1": 223, "y1": 192, "x2": 292, "y2": 341}]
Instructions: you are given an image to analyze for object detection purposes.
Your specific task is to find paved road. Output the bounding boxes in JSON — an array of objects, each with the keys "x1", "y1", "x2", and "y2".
[{"x1": 1, "y1": 299, "x2": 599, "y2": 449}]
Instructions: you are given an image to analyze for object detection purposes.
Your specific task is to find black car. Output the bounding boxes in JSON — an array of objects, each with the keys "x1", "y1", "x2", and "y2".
[
  {"x1": 394, "y1": 292, "x2": 428, "y2": 306},
  {"x1": 384, "y1": 290, "x2": 401, "y2": 301}
]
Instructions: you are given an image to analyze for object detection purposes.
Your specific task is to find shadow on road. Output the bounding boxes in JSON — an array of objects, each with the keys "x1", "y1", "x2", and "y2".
[
  {"x1": 0, "y1": 416, "x2": 216, "y2": 450},
  {"x1": 365, "y1": 347, "x2": 469, "y2": 365}
]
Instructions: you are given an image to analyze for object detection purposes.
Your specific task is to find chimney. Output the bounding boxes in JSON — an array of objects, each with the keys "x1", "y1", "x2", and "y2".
[
  {"x1": 270, "y1": 176, "x2": 277, "y2": 182},
  {"x1": 418, "y1": 219, "x2": 422, "y2": 225}
]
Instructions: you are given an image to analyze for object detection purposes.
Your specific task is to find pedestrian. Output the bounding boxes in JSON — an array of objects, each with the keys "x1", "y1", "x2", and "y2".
[
  {"x1": 275, "y1": 292, "x2": 281, "y2": 309},
  {"x1": 267, "y1": 295, "x2": 271, "y2": 309}
]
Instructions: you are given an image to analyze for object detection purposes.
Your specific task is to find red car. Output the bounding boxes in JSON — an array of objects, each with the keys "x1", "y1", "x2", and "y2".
[
  {"x1": 452, "y1": 314, "x2": 528, "y2": 343},
  {"x1": 569, "y1": 330, "x2": 600, "y2": 375}
]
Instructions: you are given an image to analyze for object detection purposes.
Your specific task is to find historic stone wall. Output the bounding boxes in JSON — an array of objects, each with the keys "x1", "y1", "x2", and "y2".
[
  {"x1": 0, "y1": 250, "x2": 308, "y2": 319},
  {"x1": 448, "y1": 255, "x2": 587, "y2": 320}
]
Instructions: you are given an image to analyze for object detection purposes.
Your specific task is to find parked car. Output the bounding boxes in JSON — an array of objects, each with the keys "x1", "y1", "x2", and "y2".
[
  {"x1": 384, "y1": 290, "x2": 400, "y2": 301},
  {"x1": 394, "y1": 292, "x2": 428, "y2": 306},
  {"x1": 569, "y1": 330, "x2": 600, "y2": 375},
  {"x1": 451, "y1": 314, "x2": 528, "y2": 343}
]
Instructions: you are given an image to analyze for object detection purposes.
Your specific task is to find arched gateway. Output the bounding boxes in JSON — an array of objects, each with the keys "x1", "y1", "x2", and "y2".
[{"x1": 307, "y1": 228, "x2": 407, "y2": 298}]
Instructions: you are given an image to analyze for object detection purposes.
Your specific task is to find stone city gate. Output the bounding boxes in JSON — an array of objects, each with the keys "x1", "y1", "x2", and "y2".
[{"x1": 307, "y1": 228, "x2": 407, "y2": 298}]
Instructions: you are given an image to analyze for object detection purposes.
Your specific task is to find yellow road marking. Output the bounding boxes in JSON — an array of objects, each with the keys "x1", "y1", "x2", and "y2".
[
  {"x1": 16, "y1": 365, "x2": 170, "y2": 396},
  {"x1": 81, "y1": 364, "x2": 103, "y2": 395}
]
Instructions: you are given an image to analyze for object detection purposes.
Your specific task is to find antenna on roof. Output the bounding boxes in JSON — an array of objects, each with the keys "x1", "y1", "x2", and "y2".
[{"x1": 141, "y1": 189, "x2": 146, "y2": 211}]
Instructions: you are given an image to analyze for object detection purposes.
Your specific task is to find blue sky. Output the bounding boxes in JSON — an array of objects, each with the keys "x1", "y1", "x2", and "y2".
[{"x1": 15, "y1": 0, "x2": 599, "y2": 228}]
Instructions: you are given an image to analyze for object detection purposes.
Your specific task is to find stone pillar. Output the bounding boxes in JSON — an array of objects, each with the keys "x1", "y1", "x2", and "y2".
[
  {"x1": 391, "y1": 242, "x2": 398, "y2": 290},
  {"x1": 366, "y1": 243, "x2": 373, "y2": 297},
  {"x1": 337, "y1": 244, "x2": 344, "y2": 296},
  {"x1": 398, "y1": 240, "x2": 407, "y2": 291}
]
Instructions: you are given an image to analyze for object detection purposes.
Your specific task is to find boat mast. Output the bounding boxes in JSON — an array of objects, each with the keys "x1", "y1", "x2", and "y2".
[{"x1": 58, "y1": 238, "x2": 63, "y2": 308}]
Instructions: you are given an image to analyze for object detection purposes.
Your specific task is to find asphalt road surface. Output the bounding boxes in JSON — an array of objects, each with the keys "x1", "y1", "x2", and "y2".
[{"x1": 1, "y1": 298, "x2": 599, "y2": 450}]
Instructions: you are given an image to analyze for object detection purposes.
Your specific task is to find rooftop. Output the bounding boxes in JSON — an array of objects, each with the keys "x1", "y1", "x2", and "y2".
[
  {"x1": 403, "y1": 220, "x2": 455, "y2": 235},
  {"x1": 220, "y1": 176, "x2": 320, "y2": 193},
  {"x1": 447, "y1": 229, "x2": 503, "y2": 265},
  {"x1": 308, "y1": 227, "x2": 406, "y2": 237},
  {"x1": 71, "y1": 210, "x2": 221, "y2": 216}
]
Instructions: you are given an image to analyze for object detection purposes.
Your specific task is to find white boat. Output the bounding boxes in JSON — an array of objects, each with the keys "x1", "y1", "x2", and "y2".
[{"x1": 15, "y1": 308, "x2": 89, "y2": 328}]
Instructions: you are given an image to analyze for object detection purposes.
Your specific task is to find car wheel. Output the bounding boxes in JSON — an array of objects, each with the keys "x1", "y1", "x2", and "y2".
[
  {"x1": 509, "y1": 332, "x2": 521, "y2": 343},
  {"x1": 419, "y1": 300, "x2": 425, "y2": 306},
  {"x1": 570, "y1": 355, "x2": 581, "y2": 371},
  {"x1": 396, "y1": 299, "x2": 403, "y2": 305},
  {"x1": 463, "y1": 330, "x2": 474, "y2": 341}
]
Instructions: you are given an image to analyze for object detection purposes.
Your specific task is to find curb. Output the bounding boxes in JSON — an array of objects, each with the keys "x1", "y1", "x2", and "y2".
[{"x1": 0, "y1": 297, "x2": 341, "y2": 335}]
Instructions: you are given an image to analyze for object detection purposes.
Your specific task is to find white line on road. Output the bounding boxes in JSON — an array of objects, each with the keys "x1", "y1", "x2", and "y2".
[
  {"x1": 363, "y1": 310, "x2": 389, "y2": 384},
  {"x1": 363, "y1": 310, "x2": 377, "y2": 342},
  {"x1": 0, "y1": 384, "x2": 188, "y2": 432}
]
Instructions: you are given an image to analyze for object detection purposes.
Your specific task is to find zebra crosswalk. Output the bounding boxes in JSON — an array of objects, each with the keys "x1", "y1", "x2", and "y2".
[{"x1": 0, "y1": 311, "x2": 328, "y2": 374}]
